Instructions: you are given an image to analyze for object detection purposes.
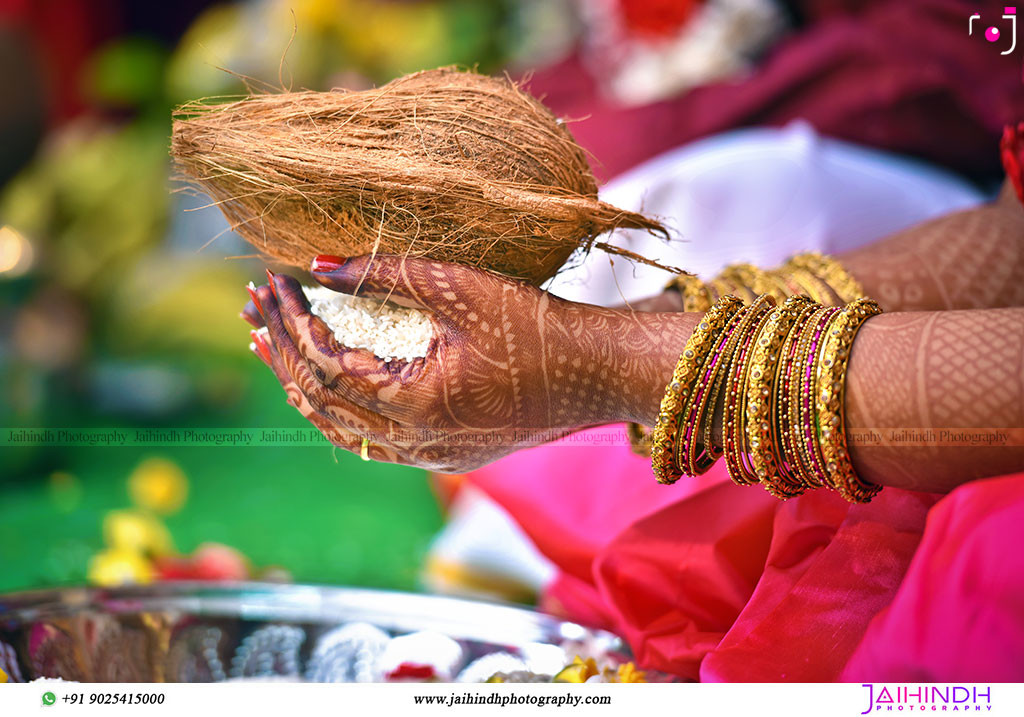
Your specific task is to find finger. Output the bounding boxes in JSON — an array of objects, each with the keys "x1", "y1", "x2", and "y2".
[
  {"x1": 287, "y1": 376, "x2": 405, "y2": 465},
  {"x1": 271, "y1": 271, "x2": 394, "y2": 381},
  {"x1": 260, "y1": 321, "x2": 407, "y2": 465},
  {"x1": 265, "y1": 273, "x2": 424, "y2": 415},
  {"x1": 310, "y1": 253, "x2": 482, "y2": 310},
  {"x1": 255, "y1": 283, "x2": 336, "y2": 412},
  {"x1": 241, "y1": 299, "x2": 264, "y2": 329},
  {"x1": 249, "y1": 328, "x2": 272, "y2": 366},
  {"x1": 258, "y1": 283, "x2": 405, "y2": 445}
]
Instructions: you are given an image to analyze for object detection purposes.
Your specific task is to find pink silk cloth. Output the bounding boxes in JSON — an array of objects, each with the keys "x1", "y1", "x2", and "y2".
[{"x1": 467, "y1": 425, "x2": 1024, "y2": 681}]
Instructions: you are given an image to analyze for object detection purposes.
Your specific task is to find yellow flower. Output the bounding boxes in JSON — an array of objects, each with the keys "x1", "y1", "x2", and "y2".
[
  {"x1": 103, "y1": 509, "x2": 174, "y2": 556},
  {"x1": 128, "y1": 457, "x2": 188, "y2": 515},
  {"x1": 553, "y1": 656, "x2": 600, "y2": 683},
  {"x1": 613, "y1": 662, "x2": 647, "y2": 683},
  {"x1": 88, "y1": 548, "x2": 154, "y2": 587},
  {"x1": 0, "y1": 666, "x2": 8, "y2": 683}
]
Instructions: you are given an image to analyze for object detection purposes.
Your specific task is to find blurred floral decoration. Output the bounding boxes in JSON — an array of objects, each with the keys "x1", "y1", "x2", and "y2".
[
  {"x1": 167, "y1": 0, "x2": 576, "y2": 100},
  {"x1": 0, "y1": 0, "x2": 579, "y2": 479},
  {"x1": 87, "y1": 456, "x2": 276, "y2": 586},
  {"x1": 548, "y1": 656, "x2": 646, "y2": 683},
  {"x1": 577, "y1": 0, "x2": 786, "y2": 105}
]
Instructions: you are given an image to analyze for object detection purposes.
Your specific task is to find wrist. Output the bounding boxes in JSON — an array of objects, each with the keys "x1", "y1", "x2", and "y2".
[{"x1": 608, "y1": 309, "x2": 700, "y2": 426}]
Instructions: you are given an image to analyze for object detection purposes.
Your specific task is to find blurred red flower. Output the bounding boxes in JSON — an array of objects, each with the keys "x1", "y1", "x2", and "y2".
[
  {"x1": 154, "y1": 543, "x2": 250, "y2": 582},
  {"x1": 618, "y1": 0, "x2": 702, "y2": 39}
]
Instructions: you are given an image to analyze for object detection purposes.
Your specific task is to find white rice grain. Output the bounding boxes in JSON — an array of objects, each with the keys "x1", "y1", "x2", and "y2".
[{"x1": 302, "y1": 285, "x2": 433, "y2": 362}]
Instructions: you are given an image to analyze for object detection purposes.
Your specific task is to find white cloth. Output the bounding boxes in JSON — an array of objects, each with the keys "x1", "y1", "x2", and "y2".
[{"x1": 547, "y1": 121, "x2": 984, "y2": 306}]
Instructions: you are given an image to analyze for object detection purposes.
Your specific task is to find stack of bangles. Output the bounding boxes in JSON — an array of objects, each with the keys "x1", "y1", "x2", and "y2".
[
  {"x1": 648, "y1": 291, "x2": 882, "y2": 503},
  {"x1": 668, "y1": 251, "x2": 866, "y2": 312},
  {"x1": 627, "y1": 252, "x2": 866, "y2": 454}
]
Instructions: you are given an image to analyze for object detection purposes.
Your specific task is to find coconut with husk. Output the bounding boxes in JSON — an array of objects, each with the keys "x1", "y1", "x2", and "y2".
[{"x1": 170, "y1": 66, "x2": 672, "y2": 287}]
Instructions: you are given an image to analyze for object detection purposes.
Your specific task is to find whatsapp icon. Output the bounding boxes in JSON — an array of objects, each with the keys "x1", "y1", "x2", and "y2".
[{"x1": 42, "y1": 691, "x2": 56, "y2": 706}]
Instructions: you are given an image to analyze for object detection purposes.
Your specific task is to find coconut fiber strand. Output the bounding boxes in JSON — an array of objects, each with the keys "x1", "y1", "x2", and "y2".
[{"x1": 171, "y1": 66, "x2": 670, "y2": 286}]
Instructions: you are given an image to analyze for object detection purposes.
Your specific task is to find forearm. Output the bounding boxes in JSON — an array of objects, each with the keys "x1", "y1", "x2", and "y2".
[
  {"x1": 617, "y1": 306, "x2": 1024, "y2": 496},
  {"x1": 839, "y1": 181, "x2": 1024, "y2": 311},
  {"x1": 844, "y1": 307, "x2": 1024, "y2": 492},
  {"x1": 606, "y1": 309, "x2": 698, "y2": 426}
]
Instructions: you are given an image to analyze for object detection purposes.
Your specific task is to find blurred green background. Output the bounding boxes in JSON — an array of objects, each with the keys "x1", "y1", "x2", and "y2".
[{"x1": 0, "y1": 0, "x2": 578, "y2": 593}]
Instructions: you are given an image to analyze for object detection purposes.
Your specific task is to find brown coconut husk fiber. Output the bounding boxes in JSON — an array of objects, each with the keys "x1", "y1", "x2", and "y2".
[{"x1": 171, "y1": 66, "x2": 675, "y2": 286}]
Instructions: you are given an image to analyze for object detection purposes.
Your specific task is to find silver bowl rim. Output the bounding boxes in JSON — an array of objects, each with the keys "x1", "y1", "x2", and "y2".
[{"x1": 0, "y1": 582, "x2": 624, "y2": 650}]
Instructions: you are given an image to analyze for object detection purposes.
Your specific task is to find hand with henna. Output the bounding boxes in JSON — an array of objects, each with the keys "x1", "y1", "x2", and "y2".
[
  {"x1": 243, "y1": 254, "x2": 1024, "y2": 494},
  {"x1": 242, "y1": 255, "x2": 696, "y2": 473}
]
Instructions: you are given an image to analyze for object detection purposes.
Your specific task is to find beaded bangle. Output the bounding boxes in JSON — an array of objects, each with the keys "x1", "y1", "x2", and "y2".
[
  {"x1": 766, "y1": 270, "x2": 807, "y2": 299},
  {"x1": 676, "y1": 303, "x2": 750, "y2": 476},
  {"x1": 787, "y1": 252, "x2": 866, "y2": 304},
  {"x1": 750, "y1": 270, "x2": 793, "y2": 304},
  {"x1": 722, "y1": 296, "x2": 775, "y2": 485},
  {"x1": 785, "y1": 266, "x2": 837, "y2": 305},
  {"x1": 708, "y1": 277, "x2": 732, "y2": 304},
  {"x1": 650, "y1": 295, "x2": 744, "y2": 484},
  {"x1": 769, "y1": 301, "x2": 820, "y2": 498},
  {"x1": 785, "y1": 307, "x2": 819, "y2": 486},
  {"x1": 789, "y1": 306, "x2": 840, "y2": 488},
  {"x1": 665, "y1": 273, "x2": 714, "y2": 313},
  {"x1": 718, "y1": 264, "x2": 762, "y2": 304},
  {"x1": 815, "y1": 298, "x2": 883, "y2": 502},
  {"x1": 744, "y1": 296, "x2": 815, "y2": 488},
  {"x1": 700, "y1": 298, "x2": 773, "y2": 467}
]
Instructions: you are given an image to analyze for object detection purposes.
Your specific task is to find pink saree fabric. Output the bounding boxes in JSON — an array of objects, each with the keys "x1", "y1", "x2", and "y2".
[
  {"x1": 467, "y1": 426, "x2": 1024, "y2": 681},
  {"x1": 842, "y1": 474, "x2": 1024, "y2": 682}
]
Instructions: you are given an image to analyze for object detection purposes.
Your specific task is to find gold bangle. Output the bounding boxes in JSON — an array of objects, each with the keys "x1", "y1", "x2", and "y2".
[
  {"x1": 632, "y1": 272, "x2": 720, "y2": 456},
  {"x1": 676, "y1": 300, "x2": 750, "y2": 476},
  {"x1": 788, "y1": 306, "x2": 839, "y2": 488},
  {"x1": 699, "y1": 298, "x2": 770, "y2": 467},
  {"x1": 749, "y1": 270, "x2": 792, "y2": 305},
  {"x1": 815, "y1": 298, "x2": 883, "y2": 502},
  {"x1": 744, "y1": 295, "x2": 815, "y2": 488},
  {"x1": 770, "y1": 301, "x2": 820, "y2": 498},
  {"x1": 787, "y1": 252, "x2": 866, "y2": 304},
  {"x1": 717, "y1": 264, "x2": 762, "y2": 304},
  {"x1": 360, "y1": 437, "x2": 371, "y2": 461},
  {"x1": 650, "y1": 295, "x2": 744, "y2": 484},
  {"x1": 784, "y1": 266, "x2": 837, "y2": 305},
  {"x1": 665, "y1": 273, "x2": 714, "y2": 313},
  {"x1": 721, "y1": 295, "x2": 776, "y2": 486}
]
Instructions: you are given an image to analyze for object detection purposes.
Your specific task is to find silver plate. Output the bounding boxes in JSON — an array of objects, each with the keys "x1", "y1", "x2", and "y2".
[{"x1": 0, "y1": 582, "x2": 627, "y2": 683}]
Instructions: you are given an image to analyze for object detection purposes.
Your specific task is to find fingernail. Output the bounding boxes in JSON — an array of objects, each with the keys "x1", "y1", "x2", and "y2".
[
  {"x1": 247, "y1": 286, "x2": 262, "y2": 313},
  {"x1": 266, "y1": 269, "x2": 280, "y2": 299},
  {"x1": 249, "y1": 345, "x2": 271, "y2": 367},
  {"x1": 250, "y1": 330, "x2": 272, "y2": 364},
  {"x1": 311, "y1": 255, "x2": 347, "y2": 273}
]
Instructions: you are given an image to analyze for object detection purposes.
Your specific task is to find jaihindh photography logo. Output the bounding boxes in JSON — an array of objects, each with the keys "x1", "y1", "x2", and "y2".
[
  {"x1": 860, "y1": 684, "x2": 993, "y2": 713},
  {"x1": 969, "y1": 7, "x2": 1017, "y2": 55}
]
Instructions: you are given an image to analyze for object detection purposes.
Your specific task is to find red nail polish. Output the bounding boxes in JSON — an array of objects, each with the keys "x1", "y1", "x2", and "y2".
[
  {"x1": 311, "y1": 255, "x2": 347, "y2": 273},
  {"x1": 250, "y1": 330, "x2": 272, "y2": 364},
  {"x1": 265, "y1": 269, "x2": 281, "y2": 299},
  {"x1": 249, "y1": 344, "x2": 269, "y2": 366},
  {"x1": 247, "y1": 286, "x2": 262, "y2": 312}
]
